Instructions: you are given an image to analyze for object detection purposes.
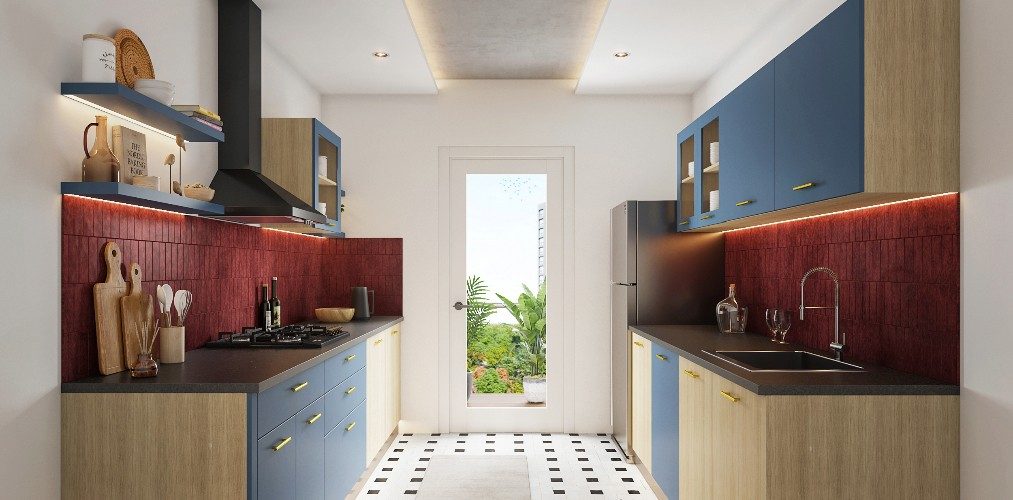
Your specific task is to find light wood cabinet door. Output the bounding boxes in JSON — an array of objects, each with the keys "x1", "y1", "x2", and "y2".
[
  {"x1": 630, "y1": 332, "x2": 652, "y2": 469},
  {"x1": 385, "y1": 325, "x2": 401, "y2": 432},
  {"x1": 679, "y1": 357, "x2": 710, "y2": 500},
  {"x1": 710, "y1": 375, "x2": 765, "y2": 500},
  {"x1": 365, "y1": 330, "x2": 387, "y2": 461}
]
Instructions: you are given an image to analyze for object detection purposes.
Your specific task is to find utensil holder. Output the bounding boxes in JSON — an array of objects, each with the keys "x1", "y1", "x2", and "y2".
[{"x1": 159, "y1": 327, "x2": 185, "y2": 364}]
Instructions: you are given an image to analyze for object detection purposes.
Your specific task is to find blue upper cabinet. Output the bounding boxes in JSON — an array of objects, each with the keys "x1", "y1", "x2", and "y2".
[
  {"x1": 717, "y1": 62, "x2": 775, "y2": 220},
  {"x1": 774, "y1": 0, "x2": 864, "y2": 209}
]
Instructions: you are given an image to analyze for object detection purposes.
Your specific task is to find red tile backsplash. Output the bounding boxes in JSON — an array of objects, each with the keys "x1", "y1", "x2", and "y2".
[
  {"x1": 724, "y1": 194, "x2": 960, "y2": 384},
  {"x1": 60, "y1": 195, "x2": 402, "y2": 382}
]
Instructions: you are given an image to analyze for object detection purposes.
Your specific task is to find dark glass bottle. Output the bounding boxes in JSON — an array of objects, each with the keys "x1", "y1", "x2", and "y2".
[
  {"x1": 270, "y1": 277, "x2": 281, "y2": 328},
  {"x1": 260, "y1": 284, "x2": 272, "y2": 330}
]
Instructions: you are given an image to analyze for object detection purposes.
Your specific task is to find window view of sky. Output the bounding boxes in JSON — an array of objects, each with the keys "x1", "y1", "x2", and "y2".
[{"x1": 467, "y1": 174, "x2": 547, "y2": 323}]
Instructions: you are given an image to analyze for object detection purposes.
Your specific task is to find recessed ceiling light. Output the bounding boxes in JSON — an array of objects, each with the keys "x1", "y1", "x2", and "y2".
[
  {"x1": 613, "y1": 51, "x2": 630, "y2": 58},
  {"x1": 373, "y1": 51, "x2": 389, "y2": 58}
]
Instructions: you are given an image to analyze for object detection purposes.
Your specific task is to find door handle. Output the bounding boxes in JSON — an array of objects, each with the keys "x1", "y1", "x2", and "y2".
[{"x1": 453, "y1": 301, "x2": 469, "y2": 310}]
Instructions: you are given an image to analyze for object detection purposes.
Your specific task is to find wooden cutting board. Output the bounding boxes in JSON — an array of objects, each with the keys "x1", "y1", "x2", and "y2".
[
  {"x1": 120, "y1": 263, "x2": 144, "y2": 368},
  {"x1": 93, "y1": 242, "x2": 126, "y2": 375}
]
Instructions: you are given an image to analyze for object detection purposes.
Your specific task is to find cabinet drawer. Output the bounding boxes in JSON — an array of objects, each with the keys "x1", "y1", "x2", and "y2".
[
  {"x1": 258, "y1": 361, "x2": 327, "y2": 437},
  {"x1": 325, "y1": 341, "x2": 366, "y2": 388},
  {"x1": 257, "y1": 415, "x2": 298, "y2": 500},
  {"x1": 324, "y1": 366, "x2": 367, "y2": 433}
]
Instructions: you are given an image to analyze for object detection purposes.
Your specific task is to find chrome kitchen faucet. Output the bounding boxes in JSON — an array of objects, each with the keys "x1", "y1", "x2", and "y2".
[{"x1": 799, "y1": 267, "x2": 846, "y2": 361}]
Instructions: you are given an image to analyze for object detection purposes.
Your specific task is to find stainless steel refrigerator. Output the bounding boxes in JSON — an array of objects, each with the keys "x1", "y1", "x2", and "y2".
[{"x1": 610, "y1": 201, "x2": 724, "y2": 460}]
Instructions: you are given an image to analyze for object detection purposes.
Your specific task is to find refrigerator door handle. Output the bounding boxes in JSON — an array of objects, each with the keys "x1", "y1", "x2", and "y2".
[{"x1": 614, "y1": 282, "x2": 636, "y2": 287}]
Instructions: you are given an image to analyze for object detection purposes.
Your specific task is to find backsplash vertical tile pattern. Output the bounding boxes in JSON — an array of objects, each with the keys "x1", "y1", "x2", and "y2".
[
  {"x1": 60, "y1": 195, "x2": 402, "y2": 382},
  {"x1": 724, "y1": 194, "x2": 959, "y2": 384}
]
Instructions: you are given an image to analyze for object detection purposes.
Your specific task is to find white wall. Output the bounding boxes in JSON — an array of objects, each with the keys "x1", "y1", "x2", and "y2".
[
  {"x1": 322, "y1": 80, "x2": 692, "y2": 432},
  {"x1": 0, "y1": 1, "x2": 318, "y2": 497},
  {"x1": 691, "y1": 0, "x2": 844, "y2": 116},
  {"x1": 262, "y1": 41, "x2": 322, "y2": 119},
  {"x1": 960, "y1": 1, "x2": 1013, "y2": 497}
]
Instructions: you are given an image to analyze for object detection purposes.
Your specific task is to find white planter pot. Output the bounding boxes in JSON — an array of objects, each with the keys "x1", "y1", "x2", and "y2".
[{"x1": 523, "y1": 376, "x2": 546, "y2": 403}]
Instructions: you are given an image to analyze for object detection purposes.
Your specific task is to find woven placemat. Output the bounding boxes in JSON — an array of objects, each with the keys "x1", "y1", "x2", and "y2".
[{"x1": 113, "y1": 28, "x2": 154, "y2": 88}]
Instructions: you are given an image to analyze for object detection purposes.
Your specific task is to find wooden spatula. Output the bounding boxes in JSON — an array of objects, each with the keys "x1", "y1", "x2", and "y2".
[{"x1": 93, "y1": 242, "x2": 126, "y2": 375}]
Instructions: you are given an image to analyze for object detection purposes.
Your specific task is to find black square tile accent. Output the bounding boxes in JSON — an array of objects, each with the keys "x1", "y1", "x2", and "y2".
[
  {"x1": 628, "y1": 490, "x2": 641, "y2": 495},
  {"x1": 427, "y1": 440, "x2": 437, "y2": 444},
  {"x1": 543, "y1": 440, "x2": 551, "y2": 444},
  {"x1": 459, "y1": 433, "x2": 469, "y2": 436},
  {"x1": 411, "y1": 478, "x2": 423, "y2": 482},
  {"x1": 375, "y1": 478, "x2": 388, "y2": 483},
  {"x1": 457, "y1": 440, "x2": 465, "y2": 443},
  {"x1": 430, "y1": 433, "x2": 441, "y2": 436},
  {"x1": 514, "y1": 449, "x2": 524, "y2": 452},
  {"x1": 485, "y1": 449, "x2": 495, "y2": 452},
  {"x1": 387, "y1": 458, "x2": 399, "y2": 462},
  {"x1": 367, "y1": 490, "x2": 379, "y2": 495},
  {"x1": 514, "y1": 433, "x2": 523, "y2": 436},
  {"x1": 404, "y1": 433, "x2": 414, "y2": 436},
  {"x1": 405, "y1": 490, "x2": 418, "y2": 495},
  {"x1": 487, "y1": 433, "x2": 496, "y2": 436},
  {"x1": 576, "y1": 448, "x2": 586, "y2": 452},
  {"x1": 590, "y1": 490, "x2": 604, "y2": 495},
  {"x1": 616, "y1": 467, "x2": 627, "y2": 471},
  {"x1": 382, "y1": 467, "x2": 393, "y2": 472},
  {"x1": 597, "y1": 433, "x2": 606, "y2": 436},
  {"x1": 541, "y1": 433, "x2": 550, "y2": 436},
  {"x1": 486, "y1": 440, "x2": 494, "y2": 444},
  {"x1": 424, "y1": 448, "x2": 434, "y2": 452},
  {"x1": 549, "y1": 467, "x2": 560, "y2": 471},
  {"x1": 572, "y1": 440, "x2": 581, "y2": 444},
  {"x1": 394, "y1": 448, "x2": 404, "y2": 452},
  {"x1": 399, "y1": 440, "x2": 408, "y2": 444},
  {"x1": 586, "y1": 478, "x2": 600, "y2": 482},
  {"x1": 514, "y1": 440, "x2": 523, "y2": 444},
  {"x1": 551, "y1": 478, "x2": 563, "y2": 483},
  {"x1": 581, "y1": 467, "x2": 593, "y2": 472},
  {"x1": 420, "y1": 458, "x2": 430, "y2": 462},
  {"x1": 606, "y1": 448, "x2": 617, "y2": 452},
  {"x1": 455, "y1": 449, "x2": 465, "y2": 452},
  {"x1": 414, "y1": 467, "x2": 426, "y2": 472},
  {"x1": 600, "y1": 440, "x2": 610, "y2": 443},
  {"x1": 545, "y1": 448, "x2": 555, "y2": 452},
  {"x1": 622, "y1": 478, "x2": 634, "y2": 482},
  {"x1": 569, "y1": 433, "x2": 578, "y2": 436},
  {"x1": 578, "y1": 458, "x2": 589, "y2": 462},
  {"x1": 553, "y1": 490, "x2": 565, "y2": 495},
  {"x1": 547, "y1": 457, "x2": 558, "y2": 462},
  {"x1": 610, "y1": 457, "x2": 622, "y2": 461}
]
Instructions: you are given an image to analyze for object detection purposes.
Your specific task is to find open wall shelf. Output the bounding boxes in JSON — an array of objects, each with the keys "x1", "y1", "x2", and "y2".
[
  {"x1": 61, "y1": 83, "x2": 224, "y2": 143},
  {"x1": 61, "y1": 182, "x2": 225, "y2": 215}
]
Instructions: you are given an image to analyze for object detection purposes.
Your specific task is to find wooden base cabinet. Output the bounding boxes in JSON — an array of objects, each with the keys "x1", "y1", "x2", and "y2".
[
  {"x1": 366, "y1": 324, "x2": 402, "y2": 462},
  {"x1": 676, "y1": 357, "x2": 959, "y2": 499},
  {"x1": 630, "y1": 332, "x2": 653, "y2": 469}
]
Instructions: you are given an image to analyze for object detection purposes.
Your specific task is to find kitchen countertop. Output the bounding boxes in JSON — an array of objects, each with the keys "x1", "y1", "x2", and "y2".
[
  {"x1": 632, "y1": 324, "x2": 959, "y2": 396},
  {"x1": 62, "y1": 316, "x2": 403, "y2": 394}
]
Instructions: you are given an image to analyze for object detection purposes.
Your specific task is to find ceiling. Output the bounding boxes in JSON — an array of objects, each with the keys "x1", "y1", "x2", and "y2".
[
  {"x1": 258, "y1": 0, "x2": 796, "y2": 95},
  {"x1": 576, "y1": 0, "x2": 793, "y2": 94},
  {"x1": 404, "y1": 0, "x2": 609, "y2": 79},
  {"x1": 259, "y1": 0, "x2": 437, "y2": 94}
]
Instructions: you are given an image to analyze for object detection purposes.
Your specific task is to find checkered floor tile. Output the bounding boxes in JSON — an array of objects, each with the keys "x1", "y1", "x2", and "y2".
[{"x1": 354, "y1": 433, "x2": 657, "y2": 499}]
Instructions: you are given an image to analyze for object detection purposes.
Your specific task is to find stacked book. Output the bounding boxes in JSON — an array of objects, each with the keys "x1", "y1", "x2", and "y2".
[{"x1": 172, "y1": 105, "x2": 223, "y2": 132}]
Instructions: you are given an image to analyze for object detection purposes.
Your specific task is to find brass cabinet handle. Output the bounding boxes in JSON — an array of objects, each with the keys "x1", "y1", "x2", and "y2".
[
  {"x1": 392, "y1": 330, "x2": 399, "y2": 336},
  {"x1": 633, "y1": 341, "x2": 644, "y2": 348},
  {"x1": 701, "y1": 214, "x2": 714, "y2": 220},
  {"x1": 272, "y1": 436, "x2": 292, "y2": 451},
  {"x1": 683, "y1": 369, "x2": 700, "y2": 379},
  {"x1": 307, "y1": 413, "x2": 323, "y2": 425},
  {"x1": 678, "y1": 220, "x2": 690, "y2": 226},
  {"x1": 345, "y1": 421, "x2": 357, "y2": 432},
  {"x1": 345, "y1": 386, "x2": 357, "y2": 395},
  {"x1": 291, "y1": 381, "x2": 309, "y2": 392},
  {"x1": 792, "y1": 182, "x2": 816, "y2": 191},
  {"x1": 720, "y1": 390, "x2": 741, "y2": 403},
  {"x1": 345, "y1": 354, "x2": 357, "y2": 361},
  {"x1": 655, "y1": 354, "x2": 669, "y2": 361},
  {"x1": 374, "y1": 338, "x2": 383, "y2": 345},
  {"x1": 735, "y1": 200, "x2": 754, "y2": 207}
]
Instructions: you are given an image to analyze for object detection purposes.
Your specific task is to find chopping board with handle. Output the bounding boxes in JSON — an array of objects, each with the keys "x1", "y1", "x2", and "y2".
[
  {"x1": 93, "y1": 242, "x2": 126, "y2": 375},
  {"x1": 120, "y1": 263, "x2": 145, "y2": 368}
]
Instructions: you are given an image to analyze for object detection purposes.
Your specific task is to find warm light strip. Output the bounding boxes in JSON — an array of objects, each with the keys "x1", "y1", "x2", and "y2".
[
  {"x1": 721, "y1": 192, "x2": 958, "y2": 233},
  {"x1": 64, "y1": 194, "x2": 188, "y2": 218},
  {"x1": 63, "y1": 94, "x2": 182, "y2": 141},
  {"x1": 260, "y1": 226, "x2": 327, "y2": 240}
]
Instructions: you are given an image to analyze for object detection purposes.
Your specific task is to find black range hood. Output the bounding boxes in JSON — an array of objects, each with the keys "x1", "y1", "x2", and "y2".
[{"x1": 210, "y1": 0, "x2": 326, "y2": 225}]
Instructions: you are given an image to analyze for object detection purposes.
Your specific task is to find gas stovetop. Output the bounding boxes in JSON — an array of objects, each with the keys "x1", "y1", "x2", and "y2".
[{"x1": 206, "y1": 324, "x2": 349, "y2": 349}]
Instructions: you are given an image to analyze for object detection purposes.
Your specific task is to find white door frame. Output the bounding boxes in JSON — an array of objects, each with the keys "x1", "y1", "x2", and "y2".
[{"x1": 437, "y1": 146, "x2": 575, "y2": 432}]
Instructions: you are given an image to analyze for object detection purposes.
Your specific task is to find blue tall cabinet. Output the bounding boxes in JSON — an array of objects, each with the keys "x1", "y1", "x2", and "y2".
[
  {"x1": 676, "y1": 0, "x2": 958, "y2": 232},
  {"x1": 651, "y1": 344, "x2": 680, "y2": 498}
]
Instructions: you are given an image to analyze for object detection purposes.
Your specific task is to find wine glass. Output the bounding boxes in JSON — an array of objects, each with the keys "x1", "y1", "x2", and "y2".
[
  {"x1": 765, "y1": 309, "x2": 781, "y2": 342},
  {"x1": 775, "y1": 310, "x2": 793, "y2": 344}
]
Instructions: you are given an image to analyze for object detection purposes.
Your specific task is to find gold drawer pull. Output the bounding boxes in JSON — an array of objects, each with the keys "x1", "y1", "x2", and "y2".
[
  {"x1": 792, "y1": 182, "x2": 815, "y2": 191},
  {"x1": 655, "y1": 354, "x2": 669, "y2": 361},
  {"x1": 272, "y1": 436, "x2": 292, "y2": 451},
  {"x1": 720, "y1": 391, "x2": 741, "y2": 403},
  {"x1": 683, "y1": 369, "x2": 699, "y2": 378},
  {"x1": 679, "y1": 220, "x2": 690, "y2": 226},
  {"x1": 392, "y1": 330, "x2": 399, "y2": 336},
  {"x1": 701, "y1": 214, "x2": 714, "y2": 220},
  {"x1": 633, "y1": 341, "x2": 644, "y2": 348},
  {"x1": 307, "y1": 413, "x2": 323, "y2": 424},
  {"x1": 291, "y1": 381, "x2": 309, "y2": 392},
  {"x1": 345, "y1": 354, "x2": 357, "y2": 361},
  {"x1": 735, "y1": 200, "x2": 753, "y2": 207},
  {"x1": 345, "y1": 421, "x2": 357, "y2": 432},
  {"x1": 345, "y1": 386, "x2": 358, "y2": 395},
  {"x1": 374, "y1": 338, "x2": 383, "y2": 345}
]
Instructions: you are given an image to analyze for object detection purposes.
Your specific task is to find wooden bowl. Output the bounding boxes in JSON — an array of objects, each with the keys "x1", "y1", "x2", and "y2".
[
  {"x1": 315, "y1": 307, "x2": 355, "y2": 323},
  {"x1": 183, "y1": 186, "x2": 215, "y2": 202}
]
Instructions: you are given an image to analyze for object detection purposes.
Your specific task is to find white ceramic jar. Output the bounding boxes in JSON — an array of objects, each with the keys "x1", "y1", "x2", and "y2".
[{"x1": 82, "y1": 34, "x2": 116, "y2": 83}]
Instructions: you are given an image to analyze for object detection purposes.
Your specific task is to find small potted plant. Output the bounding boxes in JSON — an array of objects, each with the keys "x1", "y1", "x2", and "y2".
[{"x1": 498, "y1": 283, "x2": 547, "y2": 403}]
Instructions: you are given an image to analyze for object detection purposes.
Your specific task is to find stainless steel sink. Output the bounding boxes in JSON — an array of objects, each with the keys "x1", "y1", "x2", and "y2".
[{"x1": 703, "y1": 350, "x2": 864, "y2": 372}]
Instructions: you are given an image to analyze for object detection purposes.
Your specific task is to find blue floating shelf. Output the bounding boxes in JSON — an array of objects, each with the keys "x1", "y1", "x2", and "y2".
[
  {"x1": 61, "y1": 182, "x2": 225, "y2": 216},
  {"x1": 61, "y1": 83, "x2": 224, "y2": 143}
]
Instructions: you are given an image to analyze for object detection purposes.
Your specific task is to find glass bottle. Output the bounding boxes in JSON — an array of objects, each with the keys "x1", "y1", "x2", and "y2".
[{"x1": 716, "y1": 284, "x2": 748, "y2": 334}]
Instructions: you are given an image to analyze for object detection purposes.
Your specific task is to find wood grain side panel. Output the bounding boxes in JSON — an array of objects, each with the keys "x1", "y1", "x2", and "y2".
[
  {"x1": 864, "y1": 0, "x2": 960, "y2": 193},
  {"x1": 62, "y1": 393, "x2": 247, "y2": 500},
  {"x1": 261, "y1": 118, "x2": 314, "y2": 205},
  {"x1": 764, "y1": 395, "x2": 959, "y2": 500},
  {"x1": 679, "y1": 358, "x2": 710, "y2": 500}
]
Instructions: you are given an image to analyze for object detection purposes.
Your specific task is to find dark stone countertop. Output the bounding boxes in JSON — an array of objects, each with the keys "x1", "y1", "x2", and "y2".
[
  {"x1": 632, "y1": 324, "x2": 959, "y2": 396},
  {"x1": 62, "y1": 316, "x2": 403, "y2": 394}
]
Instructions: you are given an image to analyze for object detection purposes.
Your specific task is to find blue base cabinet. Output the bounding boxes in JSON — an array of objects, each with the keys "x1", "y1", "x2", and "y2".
[
  {"x1": 328, "y1": 400, "x2": 368, "y2": 498},
  {"x1": 651, "y1": 344, "x2": 680, "y2": 498}
]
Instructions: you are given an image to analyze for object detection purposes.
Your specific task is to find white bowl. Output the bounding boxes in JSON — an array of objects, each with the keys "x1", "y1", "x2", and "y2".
[
  {"x1": 134, "y1": 78, "x2": 173, "y2": 89},
  {"x1": 136, "y1": 86, "x2": 174, "y2": 105}
]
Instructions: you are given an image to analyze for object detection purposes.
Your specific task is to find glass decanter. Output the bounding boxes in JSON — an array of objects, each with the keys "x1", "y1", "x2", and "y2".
[{"x1": 716, "y1": 284, "x2": 748, "y2": 334}]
